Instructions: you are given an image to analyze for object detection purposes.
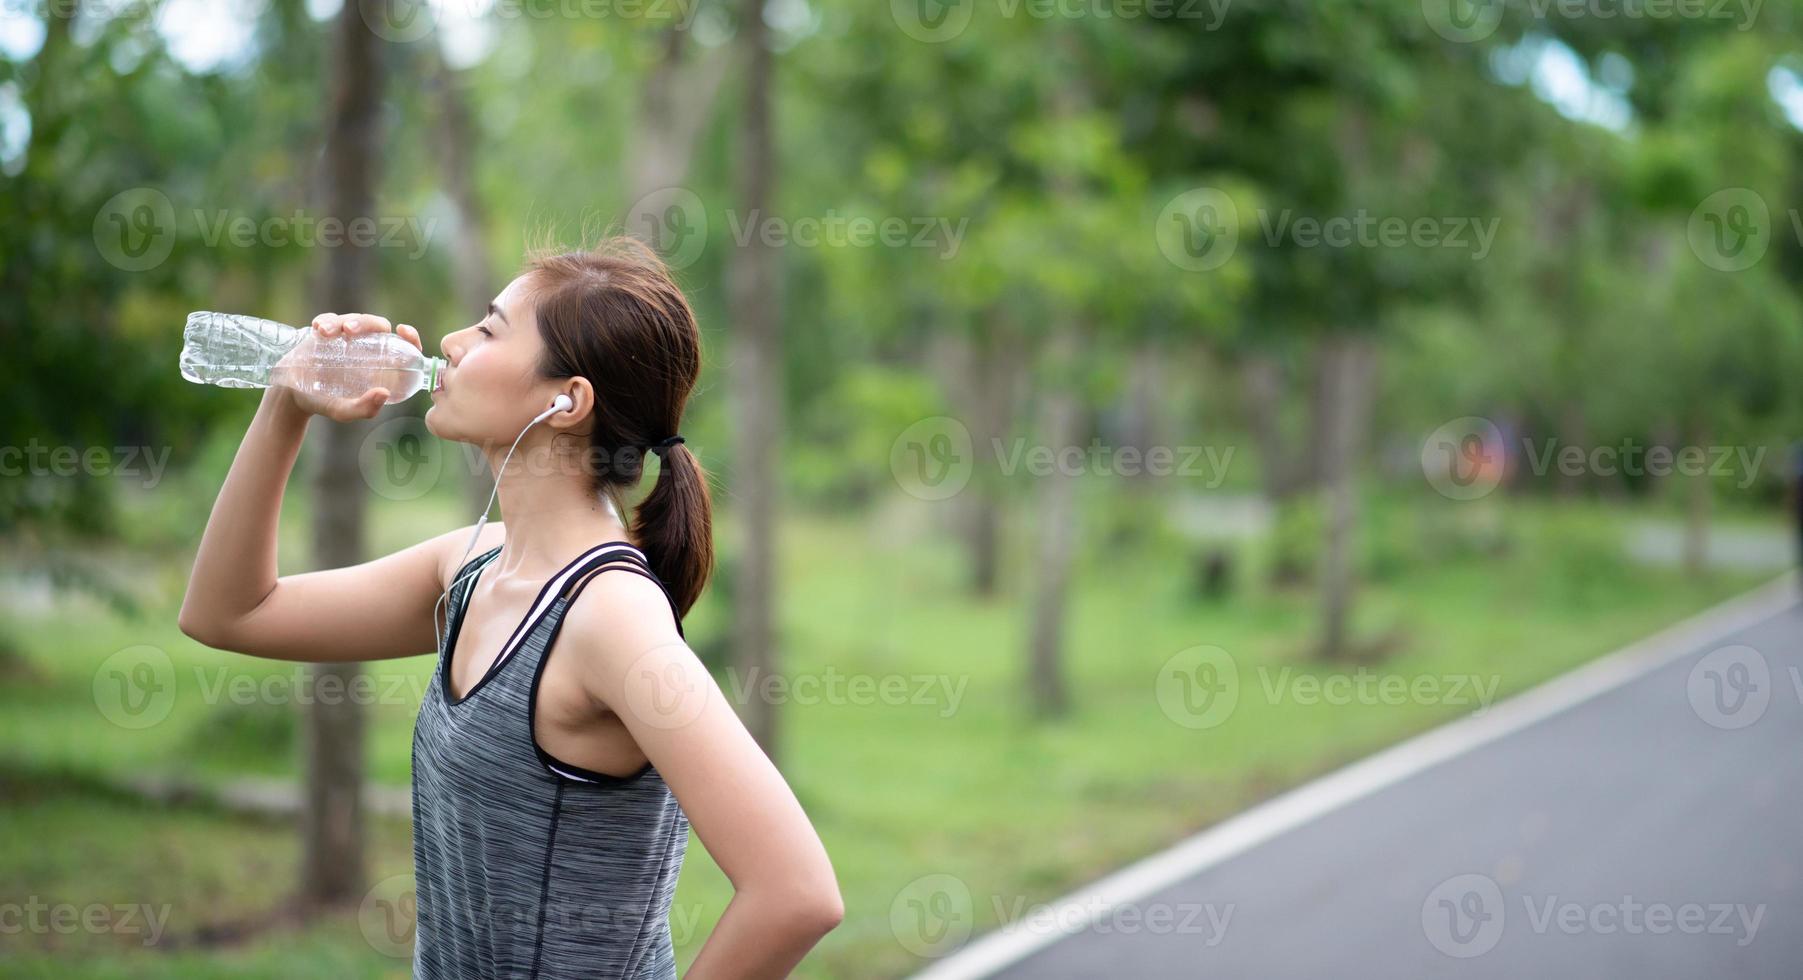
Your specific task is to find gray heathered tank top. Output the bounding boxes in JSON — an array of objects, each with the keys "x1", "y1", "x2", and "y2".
[{"x1": 411, "y1": 540, "x2": 691, "y2": 980}]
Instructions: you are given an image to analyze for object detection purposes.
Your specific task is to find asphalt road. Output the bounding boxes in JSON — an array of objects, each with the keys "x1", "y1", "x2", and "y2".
[{"x1": 992, "y1": 596, "x2": 1803, "y2": 979}]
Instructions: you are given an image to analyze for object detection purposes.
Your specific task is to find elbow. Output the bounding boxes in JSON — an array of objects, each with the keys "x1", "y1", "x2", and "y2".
[
  {"x1": 811, "y1": 893, "x2": 845, "y2": 935},
  {"x1": 797, "y1": 884, "x2": 844, "y2": 937},
  {"x1": 178, "y1": 607, "x2": 227, "y2": 649},
  {"x1": 177, "y1": 608, "x2": 208, "y2": 644},
  {"x1": 755, "y1": 880, "x2": 843, "y2": 939}
]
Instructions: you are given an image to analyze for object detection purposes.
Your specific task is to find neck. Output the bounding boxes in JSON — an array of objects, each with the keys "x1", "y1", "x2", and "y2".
[{"x1": 484, "y1": 434, "x2": 630, "y2": 581}]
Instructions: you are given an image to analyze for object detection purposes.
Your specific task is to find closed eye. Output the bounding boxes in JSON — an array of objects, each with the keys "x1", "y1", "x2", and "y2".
[{"x1": 478, "y1": 325, "x2": 494, "y2": 338}]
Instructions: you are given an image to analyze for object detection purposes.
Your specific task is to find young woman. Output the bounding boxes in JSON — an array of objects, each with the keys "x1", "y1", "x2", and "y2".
[{"x1": 179, "y1": 239, "x2": 843, "y2": 979}]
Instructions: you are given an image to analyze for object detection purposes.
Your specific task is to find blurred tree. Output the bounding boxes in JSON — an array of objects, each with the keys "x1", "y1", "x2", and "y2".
[
  {"x1": 300, "y1": 0, "x2": 388, "y2": 908},
  {"x1": 727, "y1": 0, "x2": 782, "y2": 757}
]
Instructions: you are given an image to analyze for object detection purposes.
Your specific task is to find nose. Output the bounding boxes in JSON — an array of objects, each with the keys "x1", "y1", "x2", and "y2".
[{"x1": 440, "y1": 328, "x2": 465, "y2": 365}]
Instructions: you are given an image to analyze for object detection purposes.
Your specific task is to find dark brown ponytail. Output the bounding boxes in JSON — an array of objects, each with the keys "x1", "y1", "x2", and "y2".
[{"x1": 524, "y1": 236, "x2": 714, "y2": 619}]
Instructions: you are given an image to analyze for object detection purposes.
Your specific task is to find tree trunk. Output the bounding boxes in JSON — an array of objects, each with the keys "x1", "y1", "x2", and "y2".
[
  {"x1": 1683, "y1": 417, "x2": 1711, "y2": 577},
  {"x1": 1556, "y1": 403, "x2": 1589, "y2": 497},
  {"x1": 727, "y1": 0, "x2": 782, "y2": 759},
  {"x1": 952, "y1": 316, "x2": 1020, "y2": 597},
  {"x1": 425, "y1": 54, "x2": 498, "y2": 518},
  {"x1": 1119, "y1": 342, "x2": 1166, "y2": 491},
  {"x1": 1242, "y1": 349, "x2": 1294, "y2": 502},
  {"x1": 1314, "y1": 334, "x2": 1377, "y2": 663},
  {"x1": 625, "y1": 22, "x2": 736, "y2": 208},
  {"x1": 301, "y1": 0, "x2": 385, "y2": 909},
  {"x1": 1026, "y1": 328, "x2": 1082, "y2": 718}
]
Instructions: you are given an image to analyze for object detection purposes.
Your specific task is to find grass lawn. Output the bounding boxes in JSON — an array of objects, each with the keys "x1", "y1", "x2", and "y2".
[{"x1": 0, "y1": 482, "x2": 1781, "y2": 978}]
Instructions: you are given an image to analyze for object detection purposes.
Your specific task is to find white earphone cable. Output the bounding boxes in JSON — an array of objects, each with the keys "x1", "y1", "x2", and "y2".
[{"x1": 432, "y1": 400, "x2": 563, "y2": 654}]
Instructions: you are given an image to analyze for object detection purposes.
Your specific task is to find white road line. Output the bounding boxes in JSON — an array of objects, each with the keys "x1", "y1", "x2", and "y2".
[{"x1": 909, "y1": 573, "x2": 1798, "y2": 980}]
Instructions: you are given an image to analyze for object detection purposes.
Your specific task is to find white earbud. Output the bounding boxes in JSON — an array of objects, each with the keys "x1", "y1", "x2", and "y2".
[{"x1": 533, "y1": 393, "x2": 573, "y2": 423}]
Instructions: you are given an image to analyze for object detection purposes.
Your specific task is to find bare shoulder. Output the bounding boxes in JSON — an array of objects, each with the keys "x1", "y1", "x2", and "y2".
[
  {"x1": 430, "y1": 521, "x2": 508, "y2": 592},
  {"x1": 559, "y1": 563, "x2": 693, "y2": 706}
]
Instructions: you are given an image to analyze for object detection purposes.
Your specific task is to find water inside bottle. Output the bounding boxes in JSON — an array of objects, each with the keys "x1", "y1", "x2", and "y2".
[{"x1": 290, "y1": 334, "x2": 431, "y2": 403}]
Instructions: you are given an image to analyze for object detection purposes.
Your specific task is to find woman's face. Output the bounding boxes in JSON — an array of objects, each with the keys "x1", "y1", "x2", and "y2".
[{"x1": 426, "y1": 274, "x2": 568, "y2": 446}]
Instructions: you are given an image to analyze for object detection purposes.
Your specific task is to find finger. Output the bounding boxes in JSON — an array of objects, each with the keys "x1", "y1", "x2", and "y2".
[
  {"x1": 315, "y1": 313, "x2": 345, "y2": 337},
  {"x1": 364, "y1": 389, "x2": 391, "y2": 416},
  {"x1": 311, "y1": 312, "x2": 335, "y2": 330},
  {"x1": 343, "y1": 313, "x2": 393, "y2": 334},
  {"x1": 396, "y1": 323, "x2": 423, "y2": 351}
]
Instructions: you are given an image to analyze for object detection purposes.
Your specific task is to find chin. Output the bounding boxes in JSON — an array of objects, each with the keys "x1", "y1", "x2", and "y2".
[{"x1": 422, "y1": 406, "x2": 455, "y2": 441}]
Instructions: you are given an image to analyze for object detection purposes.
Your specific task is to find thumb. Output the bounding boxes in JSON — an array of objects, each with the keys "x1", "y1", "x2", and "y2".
[{"x1": 361, "y1": 388, "x2": 391, "y2": 416}]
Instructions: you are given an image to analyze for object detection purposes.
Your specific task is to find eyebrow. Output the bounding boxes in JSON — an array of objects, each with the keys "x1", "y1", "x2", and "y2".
[{"x1": 488, "y1": 302, "x2": 510, "y2": 326}]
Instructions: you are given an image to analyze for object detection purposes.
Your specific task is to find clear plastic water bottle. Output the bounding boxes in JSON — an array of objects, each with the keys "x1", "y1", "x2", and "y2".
[{"x1": 179, "y1": 311, "x2": 445, "y2": 404}]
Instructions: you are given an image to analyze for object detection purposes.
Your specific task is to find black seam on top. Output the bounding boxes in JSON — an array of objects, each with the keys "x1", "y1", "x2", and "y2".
[
  {"x1": 527, "y1": 560, "x2": 686, "y2": 786},
  {"x1": 525, "y1": 779, "x2": 565, "y2": 980},
  {"x1": 442, "y1": 541, "x2": 638, "y2": 707},
  {"x1": 563, "y1": 562, "x2": 686, "y2": 642},
  {"x1": 437, "y1": 545, "x2": 503, "y2": 697},
  {"x1": 619, "y1": 803, "x2": 687, "y2": 978}
]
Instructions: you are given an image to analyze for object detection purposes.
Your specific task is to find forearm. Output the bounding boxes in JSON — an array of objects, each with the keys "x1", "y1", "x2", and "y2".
[
  {"x1": 178, "y1": 386, "x2": 311, "y2": 641},
  {"x1": 681, "y1": 888, "x2": 842, "y2": 979}
]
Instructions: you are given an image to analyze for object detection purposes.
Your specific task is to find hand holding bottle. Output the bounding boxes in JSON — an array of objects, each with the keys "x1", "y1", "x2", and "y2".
[{"x1": 270, "y1": 313, "x2": 428, "y2": 421}]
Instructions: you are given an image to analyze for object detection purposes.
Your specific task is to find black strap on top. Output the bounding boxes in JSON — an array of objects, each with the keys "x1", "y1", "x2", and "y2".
[{"x1": 551, "y1": 546, "x2": 686, "y2": 641}]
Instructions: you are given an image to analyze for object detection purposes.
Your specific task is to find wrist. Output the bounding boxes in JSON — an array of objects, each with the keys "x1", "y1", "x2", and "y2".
[{"x1": 262, "y1": 385, "x2": 312, "y2": 429}]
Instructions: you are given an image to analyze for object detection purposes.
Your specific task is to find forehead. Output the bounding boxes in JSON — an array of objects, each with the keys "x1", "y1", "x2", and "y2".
[{"x1": 494, "y1": 275, "x2": 536, "y2": 321}]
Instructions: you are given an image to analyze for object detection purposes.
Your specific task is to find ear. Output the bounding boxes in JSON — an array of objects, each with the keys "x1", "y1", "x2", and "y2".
[{"x1": 549, "y1": 376, "x2": 597, "y2": 429}]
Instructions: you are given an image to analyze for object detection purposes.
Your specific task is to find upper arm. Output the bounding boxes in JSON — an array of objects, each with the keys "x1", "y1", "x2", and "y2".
[
  {"x1": 563, "y1": 580, "x2": 842, "y2": 912},
  {"x1": 203, "y1": 522, "x2": 506, "y2": 662}
]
